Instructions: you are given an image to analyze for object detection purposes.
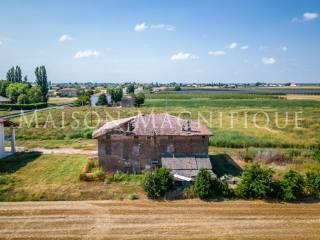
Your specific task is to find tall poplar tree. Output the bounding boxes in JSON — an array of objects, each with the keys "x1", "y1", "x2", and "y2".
[
  {"x1": 14, "y1": 66, "x2": 22, "y2": 82},
  {"x1": 35, "y1": 65, "x2": 48, "y2": 102}
]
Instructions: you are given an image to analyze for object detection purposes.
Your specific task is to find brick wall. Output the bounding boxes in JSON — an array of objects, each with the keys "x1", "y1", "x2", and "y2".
[{"x1": 97, "y1": 134, "x2": 209, "y2": 173}]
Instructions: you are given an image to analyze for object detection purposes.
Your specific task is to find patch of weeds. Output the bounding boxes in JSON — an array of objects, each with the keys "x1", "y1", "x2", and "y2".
[{"x1": 128, "y1": 193, "x2": 139, "y2": 200}]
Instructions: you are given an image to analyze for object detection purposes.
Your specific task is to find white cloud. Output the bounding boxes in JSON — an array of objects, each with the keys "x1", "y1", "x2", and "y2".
[
  {"x1": 240, "y1": 45, "x2": 249, "y2": 50},
  {"x1": 208, "y1": 50, "x2": 226, "y2": 56},
  {"x1": 0, "y1": 40, "x2": 2, "y2": 46},
  {"x1": 228, "y1": 42, "x2": 238, "y2": 49},
  {"x1": 292, "y1": 12, "x2": 319, "y2": 22},
  {"x1": 280, "y1": 46, "x2": 288, "y2": 51},
  {"x1": 170, "y1": 52, "x2": 198, "y2": 61},
  {"x1": 134, "y1": 22, "x2": 176, "y2": 32},
  {"x1": 261, "y1": 57, "x2": 276, "y2": 65},
  {"x1": 303, "y1": 12, "x2": 319, "y2": 21},
  {"x1": 150, "y1": 24, "x2": 176, "y2": 31},
  {"x1": 134, "y1": 22, "x2": 148, "y2": 32},
  {"x1": 58, "y1": 34, "x2": 73, "y2": 43},
  {"x1": 74, "y1": 50, "x2": 100, "y2": 59}
]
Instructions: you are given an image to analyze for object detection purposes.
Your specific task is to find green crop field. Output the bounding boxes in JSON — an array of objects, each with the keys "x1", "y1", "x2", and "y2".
[{"x1": 0, "y1": 93, "x2": 319, "y2": 201}]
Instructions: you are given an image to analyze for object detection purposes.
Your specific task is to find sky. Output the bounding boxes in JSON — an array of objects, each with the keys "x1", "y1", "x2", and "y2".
[{"x1": 0, "y1": 0, "x2": 319, "y2": 83}]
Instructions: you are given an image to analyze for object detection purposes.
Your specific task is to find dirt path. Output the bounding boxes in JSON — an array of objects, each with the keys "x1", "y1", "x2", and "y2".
[
  {"x1": 13, "y1": 147, "x2": 98, "y2": 155},
  {"x1": 0, "y1": 200, "x2": 320, "y2": 239}
]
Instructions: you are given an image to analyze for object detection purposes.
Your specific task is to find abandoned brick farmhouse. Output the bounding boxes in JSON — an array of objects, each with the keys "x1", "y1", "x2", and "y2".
[{"x1": 93, "y1": 113, "x2": 213, "y2": 179}]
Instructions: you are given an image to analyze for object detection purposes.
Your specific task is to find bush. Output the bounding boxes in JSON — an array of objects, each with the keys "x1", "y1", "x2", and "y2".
[
  {"x1": 128, "y1": 193, "x2": 139, "y2": 200},
  {"x1": 305, "y1": 170, "x2": 320, "y2": 197},
  {"x1": 235, "y1": 163, "x2": 274, "y2": 199},
  {"x1": 193, "y1": 169, "x2": 213, "y2": 199},
  {"x1": 143, "y1": 168, "x2": 175, "y2": 199},
  {"x1": 280, "y1": 170, "x2": 305, "y2": 201}
]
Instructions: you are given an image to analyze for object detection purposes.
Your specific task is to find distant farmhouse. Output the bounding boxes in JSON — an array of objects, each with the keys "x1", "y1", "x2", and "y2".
[
  {"x1": 93, "y1": 113, "x2": 213, "y2": 180},
  {"x1": 59, "y1": 88, "x2": 80, "y2": 97}
]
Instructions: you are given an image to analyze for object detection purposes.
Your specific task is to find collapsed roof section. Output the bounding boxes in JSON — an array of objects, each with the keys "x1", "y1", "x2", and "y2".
[{"x1": 93, "y1": 113, "x2": 212, "y2": 138}]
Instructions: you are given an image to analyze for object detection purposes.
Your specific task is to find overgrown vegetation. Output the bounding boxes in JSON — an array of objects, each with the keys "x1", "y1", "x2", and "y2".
[{"x1": 143, "y1": 168, "x2": 175, "y2": 199}]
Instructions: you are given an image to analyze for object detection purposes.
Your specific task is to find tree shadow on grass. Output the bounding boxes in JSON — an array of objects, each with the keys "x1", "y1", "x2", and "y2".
[
  {"x1": 209, "y1": 153, "x2": 242, "y2": 177},
  {"x1": 0, "y1": 151, "x2": 42, "y2": 174}
]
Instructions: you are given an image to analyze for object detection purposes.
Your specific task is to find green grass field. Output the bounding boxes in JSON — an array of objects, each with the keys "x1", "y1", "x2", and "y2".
[
  {"x1": 1, "y1": 93, "x2": 319, "y2": 201},
  {"x1": 0, "y1": 152, "x2": 142, "y2": 201}
]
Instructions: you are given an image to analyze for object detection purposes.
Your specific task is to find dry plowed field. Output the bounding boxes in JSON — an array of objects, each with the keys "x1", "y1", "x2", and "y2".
[{"x1": 0, "y1": 200, "x2": 320, "y2": 239}]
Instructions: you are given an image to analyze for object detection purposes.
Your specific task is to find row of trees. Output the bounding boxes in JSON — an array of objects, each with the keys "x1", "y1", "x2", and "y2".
[
  {"x1": 6, "y1": 66, "x2": 27, "y2": 83},
  {"x1": 143, "y1": 164, "x2": 320, "y2": 201},
  {"x1": 1, "y1": 65, "x2": 48, "y2": 103}
]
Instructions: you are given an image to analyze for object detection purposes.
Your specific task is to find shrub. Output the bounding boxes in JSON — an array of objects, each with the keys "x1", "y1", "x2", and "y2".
[
  {"x1": 235, "y1": 163, "x2": 274, "y2": 199},
  {"x1": 143, "y1": 168, "x2": 175, "y2": 199},
  {"x1": 193, "y1": 169, "x2": 213, "y2": 200},
  {"x1": 128, "y1": 193, "x2": 139, "y2": 200},
  {"x1": 305, "y1": 170, "x2": 320, "y2": 197},
  {"x1": 280, "y1": 170, "x2": 305, "y2": 201}
]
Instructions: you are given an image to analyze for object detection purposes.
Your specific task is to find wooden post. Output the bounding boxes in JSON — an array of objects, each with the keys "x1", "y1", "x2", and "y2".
[{"x1": 10, "y1": 127, "x2": 16, "y2": 153}]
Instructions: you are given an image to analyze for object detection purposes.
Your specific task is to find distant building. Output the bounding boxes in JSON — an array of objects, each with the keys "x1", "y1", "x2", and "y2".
[
  {"x1": 0, "y1": 96, "x2": 11, "y2": 104},
  {"x1": 152, "y1": 86, "x2": 169, "y2": 93},
  {"x1": 93, "y1": 113, "x2": 213, "y2": 179},
  {"x1": 59, "y1": 88, "x2": 80, "y2": 97},
  {"x1": 121, "y1": 96, "x2": 135, "y2": 107},
  {"x1": 134, "y1": 86, "x2": 144, "y2": 94},
  {"x1": 90, "y1": 93, "x2": 112, "y2": 106}
]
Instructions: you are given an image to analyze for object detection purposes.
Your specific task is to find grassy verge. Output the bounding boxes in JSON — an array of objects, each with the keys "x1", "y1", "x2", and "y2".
[{"x1": 0, "y1": 153, "x2": 142, "y2": 201}]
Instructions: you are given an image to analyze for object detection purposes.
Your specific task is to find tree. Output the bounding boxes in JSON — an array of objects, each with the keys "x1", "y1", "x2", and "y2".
[
  {"x1": 6, "y1": 66, "x2": 15, "y2": 82},
  {"x1": 35, "y1": 65, "x2": 48, "y2": 102},
  {"x1": 127, "y1": 84, "x2": 135, "y2": 94},
  {"x1": 193, "y1": 169, "x2": 213, "y2": 199},
  {"x1": 108, "y1": 87, "x2": 123, "y2": 103},
  {"x1": 17, "y1": 94, "x2": 29, "y2": 104},
  {"x1": 235, "y1": 163, "x2": 274, "y2": 199},
  {"x1": 27, "y1": 86, "x2": 42, "y2": 103},
  {"x1": 5, "y1": 83, "x2": 29, "y2": 103},
  {"x1": 0, "y1": 80, "x2": 10, "y2": 97},
  {"x1": 174, "y1": 85, "x2": 181, "y2": 91},
  {"x1": 14, "y1": 66, "x2": 22, "y2": 82},
  {"x1": 134, "y1": 93, "x2": 145, "y2": 107},
  {"x1": 96, "y1": 93, "x2": 108, "y2": 106},
  {"x1": 280, "y1": 170, "x2": 305, "y2": 201},
  {"x1": 75, "y1": 91, "x2": 90, "y2": 106},
  {"x1": 143, "y1": 168, "x2": 175, "y2": 199},
  {"x1": 23, "y1": 75, "x2": 28, "y2": 82}
]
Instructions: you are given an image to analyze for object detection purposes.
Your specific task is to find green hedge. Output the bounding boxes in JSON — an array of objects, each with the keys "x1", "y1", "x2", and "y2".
[{"x1": 0, "y1": 102, "x2": 48, "y2": 110}]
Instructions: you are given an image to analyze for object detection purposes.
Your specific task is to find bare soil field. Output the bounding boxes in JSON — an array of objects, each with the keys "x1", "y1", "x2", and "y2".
[{"x1": 0, "y1": 200, "x2": 320, "y2": 240}]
